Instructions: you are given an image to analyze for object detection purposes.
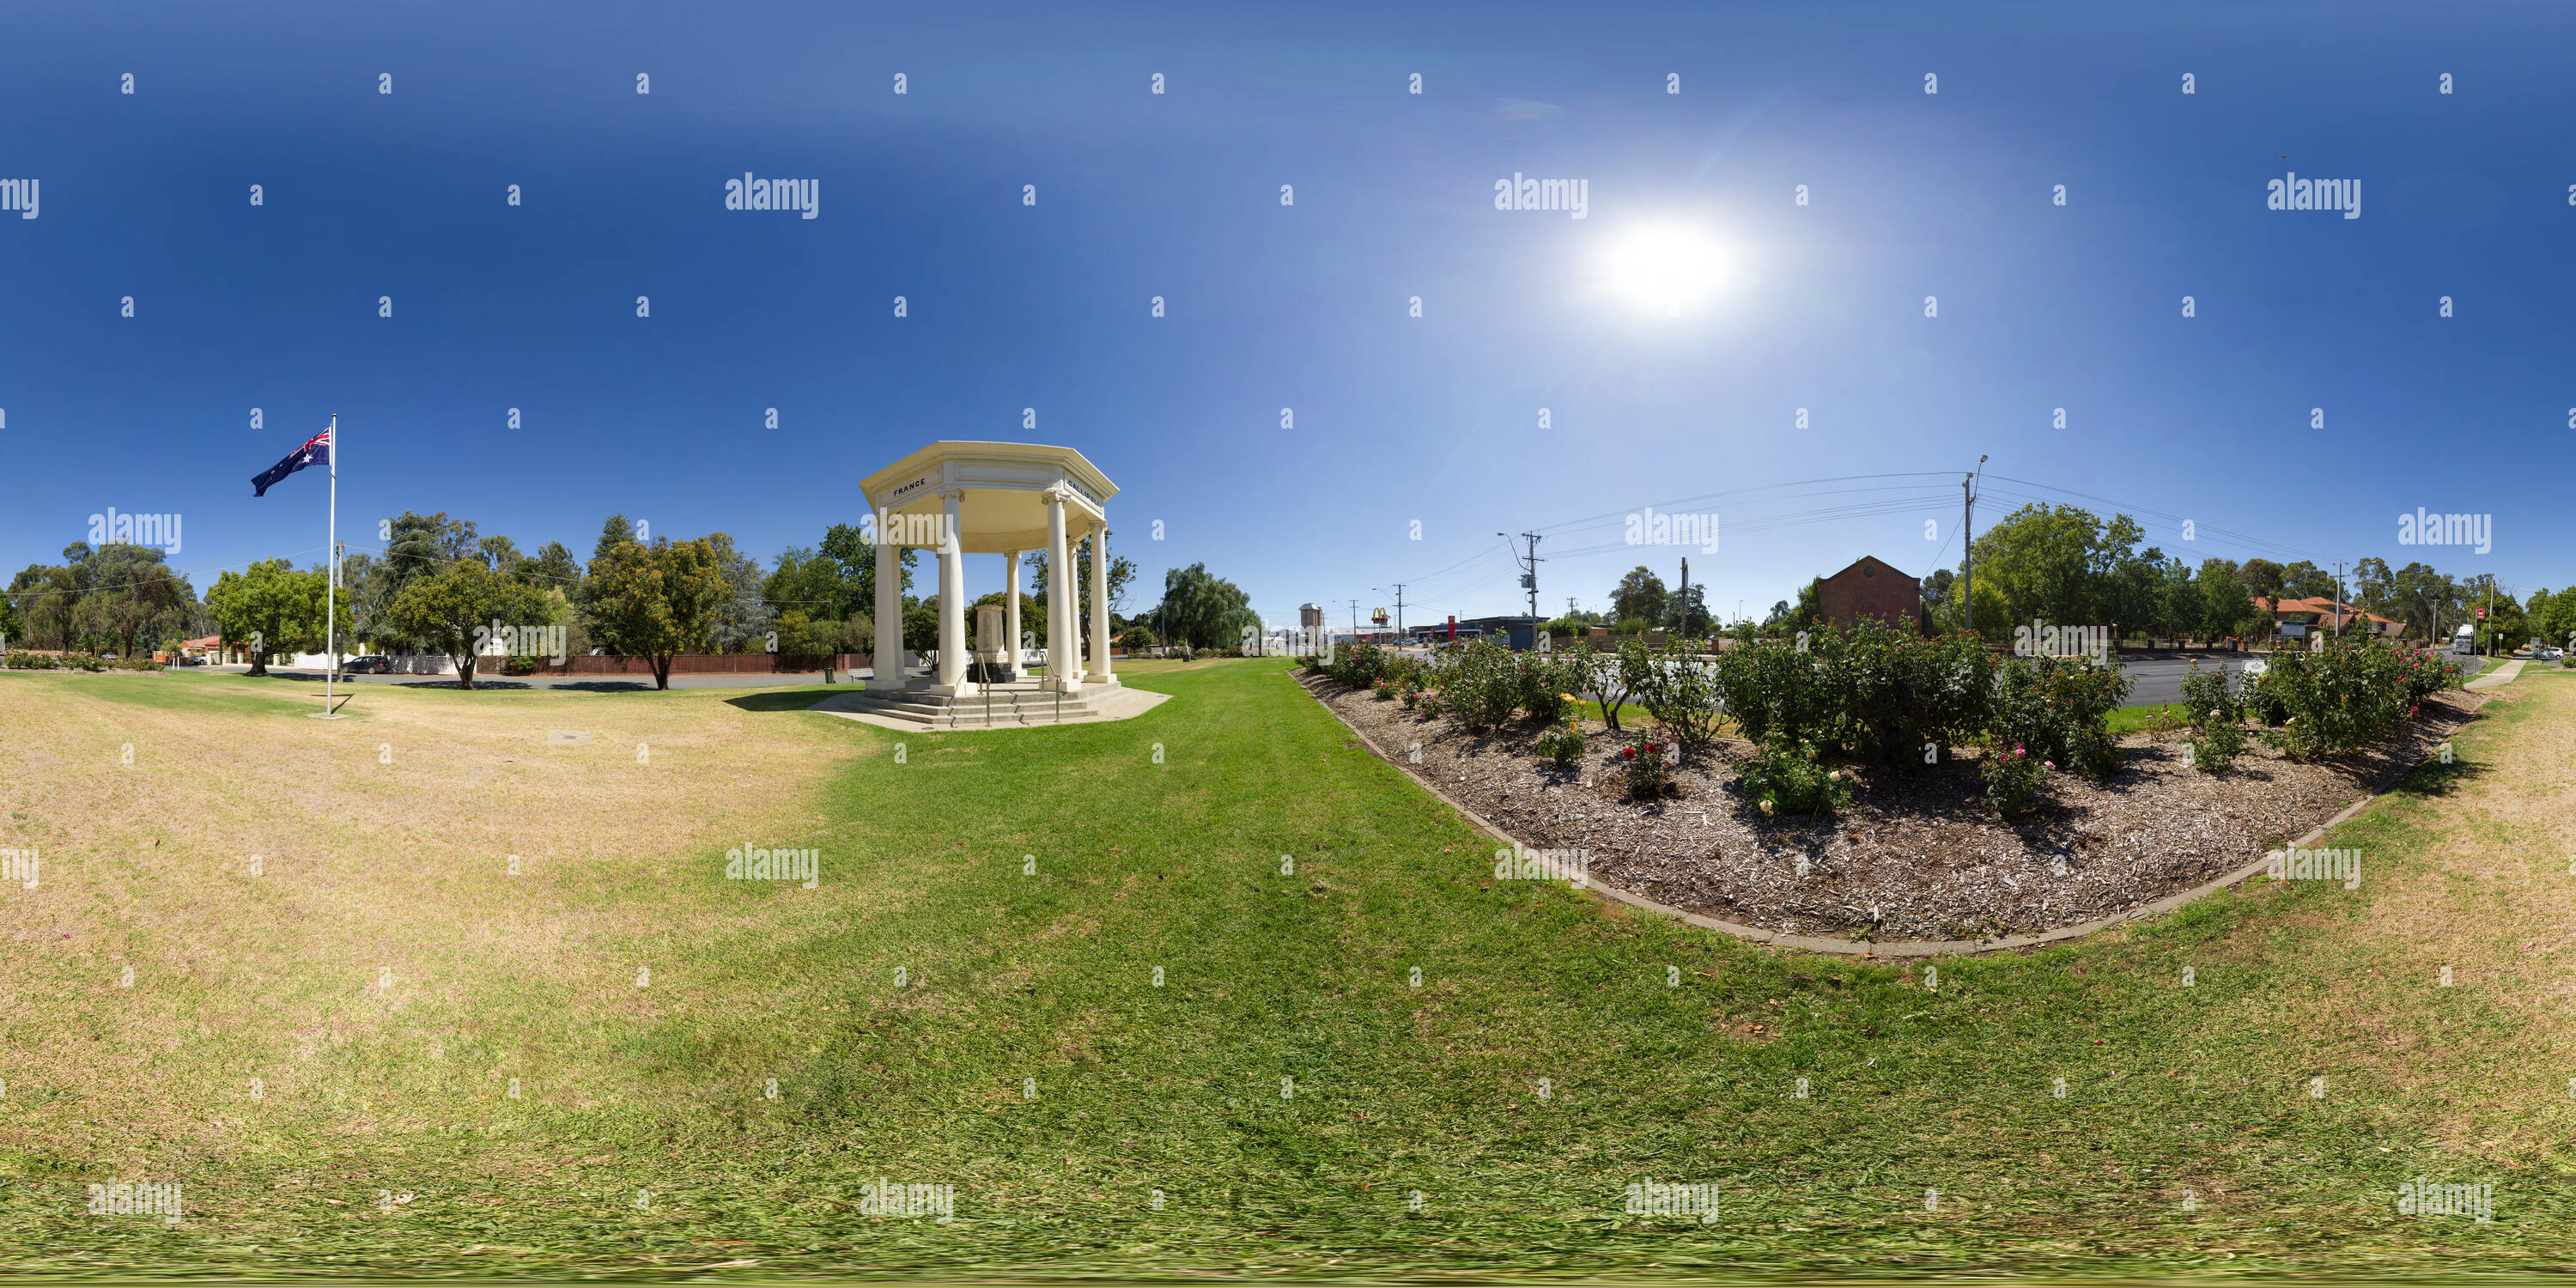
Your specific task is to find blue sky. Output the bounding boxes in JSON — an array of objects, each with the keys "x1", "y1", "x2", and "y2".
[{"x1": 3, "y1": 0, "x2": 2571, "y2": 630}]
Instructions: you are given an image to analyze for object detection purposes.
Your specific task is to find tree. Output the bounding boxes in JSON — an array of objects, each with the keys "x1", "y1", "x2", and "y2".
[
  {"x1": 2530, "y1": 587, "x2": 2576, "y2": 653},
  {"x1": 207, "y1": 559, "x2": 331, "y2": 675},
  {"x1": 591, "y1": 514, "x2": 641, "y2": 567},
  {"x1": 475, "y1": 534, "x2": 525, "y2": 573},
  {"x1": 770, "y1": 609, "x2": 844, "y2": 658},
  {"x1": 902, "y1": 602, "x2": 939, "y2": 653},
  {"x1": 1153, "y1": 562, "x2": 1257, "y2": 650},
  {"x1": 2240, "y1": 558, "x2": 2286, "y2": 626},
  {"x1": 2102, "y1": 547, "x2": 2173, "y2": 641},
  {"x1": 1756, "y1": 580, "x2": 1826, "y2": 635},
  {"x1": 1029, "y1": 537, "x2": 1138, "y2": 659},
  {"x1": 1666, "y1": 581, "x2": 1713, "y2": 635},
  {"x1": 67, "y1": 544, "x2": 197, "y2": 657},
  {"x1": 1961, "y1": 503, "x2": 2142, "y2": 629},
  {"x1": 1791, "y1": 578, "x2": 1822, "y2": 631},
  {"x1": 1611, "y1": 567, "x2": 1668, "y2": 625},
  {"x1": 698, "y1": 532, "x2": 775, "y2": 654},
  {"x1": 386, "y1": 560, "x2": 550, "y2": 689},
  {"x1": 2466, "y1": 574, "x2": 2524, "y2": 652},
  {"x1": 2189, "y1": 558, "x2": 2257, "y2": 647},
  {"x1": 6, "y1": 562, "x2": 82, "y2": 650},
  {"x1": 2385, "y1": 562, "x2": 2461, "y2": 642},
  {"x1": 360, "y1": 511, "x2": 482, "y2": 653},
  {"x1": 526, "y1": 540, "x2": 582, "y2": 593},
  {"x1": 2352, "y1": 557, "x2": 2396, "y2": 620},
  {"x1": 823, "y1": 522, "x2": 911, "y2": 619},
  {"x1": 584, "y1": 537, "x2": 729, "y2": 690},
  {"x1": 2279, "y1": 560, "x2": 2338, "y2": 602}
]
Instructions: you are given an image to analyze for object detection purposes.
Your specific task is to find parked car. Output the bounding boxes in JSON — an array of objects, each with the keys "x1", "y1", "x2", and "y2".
[
  {"x1": 100, "y1": 652, "x2": 118, "y2": 661},
  {"x1": 2537, "y1": 647, "x2": 2564, "y2": 662},
  {"x1": 343, "y1": 655, "x2": 392, "y2": 674}
]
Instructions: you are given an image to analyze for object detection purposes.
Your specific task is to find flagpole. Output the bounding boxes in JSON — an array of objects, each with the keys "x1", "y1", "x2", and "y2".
[{"x1": 325, "y1": 413, "x2": 337, "y2": 716}]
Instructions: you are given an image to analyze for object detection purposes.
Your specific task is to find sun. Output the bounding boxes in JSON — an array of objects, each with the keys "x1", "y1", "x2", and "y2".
[{"x1": 1599, "y1": 226, "x2": 1729, "y2": 315}]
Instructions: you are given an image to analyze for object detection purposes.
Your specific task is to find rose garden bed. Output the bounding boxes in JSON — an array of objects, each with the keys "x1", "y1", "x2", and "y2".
[{"x1": 1306, "y1": 672, "x2": 2486, "y2": 944}]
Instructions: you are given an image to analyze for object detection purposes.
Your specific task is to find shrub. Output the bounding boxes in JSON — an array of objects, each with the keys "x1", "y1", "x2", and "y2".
[
  {"x1": 1981, "y1": 741, "x2": 2051, "y2": 817},
  {"x1": 1738, "y1": 732, "x2": 1851, "y2": 817},
  {"x1": 1562, "y1": 647, "x2": 1636, "y2": 732},
  {"x1": 1516, "y1": 651, "x2": 1578, "y2": 726},
  {"x1": 1534, "y1": 720, "x2": 1585, "y2": 767},
  {"x1": 1370, "y1": 678, "x2": 1395, "y2": 702},
  {"x1": 1985, "y1": 656, "x2": 2129, "y2": 778},
  {"x1": 2178, "y1": 661, "x2": 2241, "y2": 724},
  {"x1": 2189, "y1": 711, "x2": 2245, "y2": 775},
  {"x1": 1713, "y1": 632, "x2": 1838, "y2": 748},
  {"x1": 1330, "y1": 641, "x2": 1391, "y2": 690},
  {"x1": 2246, "y1": 640, "x2": 2421, "y2": 761},
  {"x1": 2397, "y1": 647, "x2": 2460, "y2": 705},
  {"x1": 1443, "y1": 640, "x2": 1522, "y2": 733},
  {"x1": 503, "y1": 655, "x2": 540, "y2": 676},
  {"x1": 1618, "y1": 726, "x2": 1674, "y2": 799},
  {"x1": 1825, "y1": 621, "x2": 1992, "y2": 769},
  {"x1": 1626, "y1": 639, "x2": 1726, "y2": 753}
]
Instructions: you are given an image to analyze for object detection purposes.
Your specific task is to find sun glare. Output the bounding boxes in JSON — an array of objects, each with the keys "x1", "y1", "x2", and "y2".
[{"x1": 1601, "y1": 226, "x2": 1729, "y2": 315}]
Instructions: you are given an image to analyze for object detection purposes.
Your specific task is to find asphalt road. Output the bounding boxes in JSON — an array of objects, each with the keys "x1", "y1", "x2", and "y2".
[
  {"x1": 2117, "y1": 648, "x2": 2488, "y2": 708},
  {"x1": 2116, "y1": 653, "x2": 2258, "y2": 708}
]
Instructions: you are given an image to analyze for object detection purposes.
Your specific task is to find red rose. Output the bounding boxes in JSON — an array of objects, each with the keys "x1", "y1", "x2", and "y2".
[{"x1": 1621, "y1": 746, "x2": 1637, "y2": 760}]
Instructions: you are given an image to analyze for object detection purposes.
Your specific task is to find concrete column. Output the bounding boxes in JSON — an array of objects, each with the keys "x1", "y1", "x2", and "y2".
[
  {"x1": 936, "y1": 489, "x2": 969, "y2": 691},
  {"x1": 1089, "y1": 526, "x2": 1115, "y2": 686},
  {"x1": 1045, "y1": 489, "x2": 1077, "y2": 693},
  {"x1": 870, "y1": 504, "x2": 903, "y2": 692},
  {"x1": 1004, "y1": 550, "x2": 1022, "y2": 678}
]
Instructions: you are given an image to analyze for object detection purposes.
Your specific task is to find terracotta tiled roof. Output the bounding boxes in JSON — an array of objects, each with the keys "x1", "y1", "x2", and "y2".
[{"x1": 2250, "y1": 596, "x2": 2402, "y2": 629}]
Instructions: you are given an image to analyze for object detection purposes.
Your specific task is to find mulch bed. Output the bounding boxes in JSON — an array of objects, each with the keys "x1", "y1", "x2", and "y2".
[{"x1": 1306, "y1": 675, "x2": 2488, "y2": 943}]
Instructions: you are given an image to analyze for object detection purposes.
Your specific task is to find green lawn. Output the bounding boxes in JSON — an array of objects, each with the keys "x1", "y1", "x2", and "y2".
[
  {"x1": 2106, "y1": 702, "x2": 2188, "y2": 735},
  {"x1": 0, "y1": 659, "x2": 2567, "y2": 1276}
]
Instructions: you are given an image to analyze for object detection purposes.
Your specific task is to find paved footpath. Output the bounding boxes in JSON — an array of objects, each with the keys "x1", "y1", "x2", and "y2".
[{"x1": 2465, "y1": 659, "x2": 2527, "y2": 690}]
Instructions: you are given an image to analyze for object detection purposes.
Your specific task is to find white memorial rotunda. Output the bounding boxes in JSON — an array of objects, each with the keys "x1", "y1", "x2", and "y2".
[{"x1": 825, "y1": 441, "x2": 1167, "y2": 730}]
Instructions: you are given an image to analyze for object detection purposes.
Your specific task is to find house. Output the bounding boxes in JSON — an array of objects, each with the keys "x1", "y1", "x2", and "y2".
[
  {"x1": 2252, "y1": 595, "x2": 2404, "y2": 640},
  {"x1": 1817, "y1": 556, "x2": 1922, "y2": 631}
]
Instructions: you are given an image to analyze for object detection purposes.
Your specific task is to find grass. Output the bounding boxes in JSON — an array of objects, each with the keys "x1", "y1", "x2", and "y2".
[
  {"x1": 0, "y1": 659, "x2": 2569, "y2": 1277},
  {"x1": 2107, "y1": 702, "x2": 2190, "y2": 735}
]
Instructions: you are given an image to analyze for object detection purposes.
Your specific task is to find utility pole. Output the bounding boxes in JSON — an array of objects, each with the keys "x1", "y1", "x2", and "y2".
[
  {"x1": 1500, "y1": 532, "x2": 1542, "y2": 620},
  {"x1": 1962, "y1": 455, "x2": 1987, "y2": 636},
  {"x1": 2334, "y1": 560, "x2": 2346, "y2": 640},
  {"x1": 2487, "y1": 575, "x2": 2497, "y2": 657},
  {"x1": 1348, "y1": 599, "x2": 1359, "y2": 637}
]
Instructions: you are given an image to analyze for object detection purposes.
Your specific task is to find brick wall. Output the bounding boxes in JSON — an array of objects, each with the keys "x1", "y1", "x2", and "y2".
[{"x1": 1817, "y1": 558, "x2": 1921, "y2": 630}]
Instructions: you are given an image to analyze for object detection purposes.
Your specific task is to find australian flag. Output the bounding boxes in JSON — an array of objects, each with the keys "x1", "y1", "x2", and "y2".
[{"x1": 251, "y1": 428, "x2": 331, "y2": 496}]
